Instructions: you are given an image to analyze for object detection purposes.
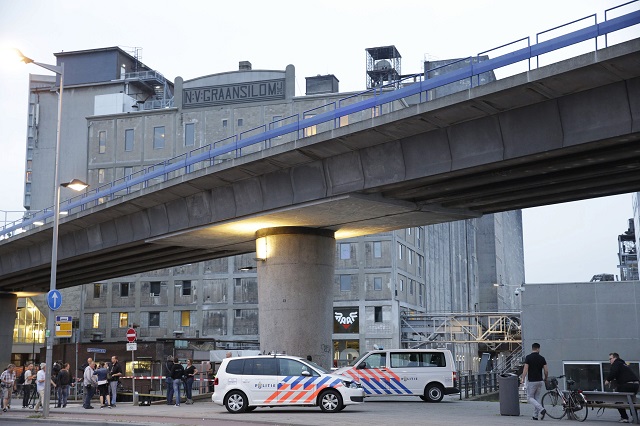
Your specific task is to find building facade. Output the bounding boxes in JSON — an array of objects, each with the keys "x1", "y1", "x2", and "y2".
[{"x1": 20, "y1": 47, "x2": 524, "y2": 369}]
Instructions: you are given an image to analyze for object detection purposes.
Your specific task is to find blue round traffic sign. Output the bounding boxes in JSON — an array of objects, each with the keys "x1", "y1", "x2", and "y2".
[{"x1": 47, "y1": 289, "x2": 62, "y2": 311}]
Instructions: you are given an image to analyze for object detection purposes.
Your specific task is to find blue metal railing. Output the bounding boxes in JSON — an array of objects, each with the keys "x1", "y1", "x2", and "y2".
[{"x1": 2, "y1": 2, "x2": 639, "y2": 239}]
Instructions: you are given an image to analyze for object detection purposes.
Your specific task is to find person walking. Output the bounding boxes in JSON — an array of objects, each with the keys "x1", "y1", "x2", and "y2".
[
  {"x1": 170, "y1": 358, "x2": 185, "y2": 406},
  {"x1": 21, "y1": 363, "x2": 34, "y2": 409},
  {"x1": 56, "y1": 363, "x2": 71, "y2": 408},
  {"x1": 183, "y1": 359, "x2": 197, "y2": 404},
  {"x1": 82, "y1": 360, "x2": 97, "y2": 409},
  {"x1": 605, "y1": 352, "x2": 640, "y2": 423},
  {"x1": 95, "y1": 362, "x2": 110, "y2": 408},
  {"x1": 33, "y1": 363, "x2": 54, "y2": 413},
  {"x1": 0, "y1": 364, "x2": 16, "y2": 412},
  {"x1": 108, "y1": 355, "x2": 122, "y2": 407},
  {"x1": 520, "y1": 342, "x2": 548, "y2": 421}
]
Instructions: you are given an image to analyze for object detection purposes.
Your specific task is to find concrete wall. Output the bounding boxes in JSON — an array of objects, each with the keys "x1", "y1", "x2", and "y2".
[{"x1": 522, "y1": 281, "x2": 640, "y2": 374}]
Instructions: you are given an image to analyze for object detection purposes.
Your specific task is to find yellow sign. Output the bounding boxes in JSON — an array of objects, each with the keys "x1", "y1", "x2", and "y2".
[{"x1": 55, "y1": 315, "x2": 73, "y2": 338}]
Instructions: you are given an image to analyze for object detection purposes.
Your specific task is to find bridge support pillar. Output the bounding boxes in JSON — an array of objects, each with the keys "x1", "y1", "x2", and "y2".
[
  {"x1": 255, "y1": 227, "x2": 335, "y2": 369},
  {"x1": 0, "y1": 293, "x2": 17, "y2": 367}
]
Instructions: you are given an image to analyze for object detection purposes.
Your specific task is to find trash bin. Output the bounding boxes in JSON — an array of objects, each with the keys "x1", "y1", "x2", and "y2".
[{"x1": 499, "y1": 373, "x2": 520, "y2": 416}]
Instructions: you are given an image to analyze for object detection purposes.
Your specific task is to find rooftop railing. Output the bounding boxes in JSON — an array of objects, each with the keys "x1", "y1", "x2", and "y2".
[{"x1": 1, "y1": 2, "x2": 638, "y2": 240}]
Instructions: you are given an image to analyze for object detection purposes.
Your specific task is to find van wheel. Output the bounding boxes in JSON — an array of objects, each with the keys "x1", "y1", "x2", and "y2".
[
  {"x1": 224, "y1": 390, "x2": 248, "y2": 413},
  {"x1": 424, "y1": 383, "x2": 444, "y2": 402},
  {"x1": 319, "y1": 389, "x2": 343, "y2": 412}
]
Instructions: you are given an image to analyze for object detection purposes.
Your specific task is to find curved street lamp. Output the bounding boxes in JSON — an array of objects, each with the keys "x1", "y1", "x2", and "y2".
[{"x1": 19, "y1": 49, "x2": 88, "y2": 418}]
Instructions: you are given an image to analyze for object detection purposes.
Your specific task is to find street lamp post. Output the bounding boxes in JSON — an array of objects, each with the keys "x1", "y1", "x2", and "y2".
[{"x1": 19, "y1": 50, "x2": 88, "y2": 418}]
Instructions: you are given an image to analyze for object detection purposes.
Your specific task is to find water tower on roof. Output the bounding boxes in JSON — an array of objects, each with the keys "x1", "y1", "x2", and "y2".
[{"x1": 366, "y1": 45, "x2": 401, "y2": 88}]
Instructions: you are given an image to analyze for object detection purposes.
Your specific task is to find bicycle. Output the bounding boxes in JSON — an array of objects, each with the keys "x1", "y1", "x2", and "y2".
[{"x1": 541, "y1": 375, "x2": 588, "y2": 422}]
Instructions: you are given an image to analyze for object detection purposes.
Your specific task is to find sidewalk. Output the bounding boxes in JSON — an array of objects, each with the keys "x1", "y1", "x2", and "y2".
[{"x1": 0, "y1": 395, "x2": 629, "y2": 425}]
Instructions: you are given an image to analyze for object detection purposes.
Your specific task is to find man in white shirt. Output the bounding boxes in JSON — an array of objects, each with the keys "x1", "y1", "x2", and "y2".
[
  {"x1": 82, "y1": 361, "x2": 97, "y2": 409},
  {"x1": 33, "y1": 363, "x2": 50, "y2": 412},
  {"x1": 21, "y1": 363, "x2": 34, "y2": 409}
]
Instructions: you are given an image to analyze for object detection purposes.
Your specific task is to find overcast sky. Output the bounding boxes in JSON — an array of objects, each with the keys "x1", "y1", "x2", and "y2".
[{"x1": 0, "y1": 0, "x2": 638, "y2": 283}]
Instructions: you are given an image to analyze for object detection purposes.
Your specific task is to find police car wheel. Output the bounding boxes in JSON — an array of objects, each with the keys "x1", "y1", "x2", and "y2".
[
  {"x1": 224, "y1": 390, "x2": 248, "y2": 413},
  {"x1": 424, "y1": 384, "x2": 444, "y2": 402},
  {"x1": 319, "y1": 389, "x2": 343, "y2": 413}
]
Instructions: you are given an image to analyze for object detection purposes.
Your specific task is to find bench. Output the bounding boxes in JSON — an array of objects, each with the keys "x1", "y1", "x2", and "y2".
[{"x1": 582, "y1": 391, "x2": 640, "y2": 424}]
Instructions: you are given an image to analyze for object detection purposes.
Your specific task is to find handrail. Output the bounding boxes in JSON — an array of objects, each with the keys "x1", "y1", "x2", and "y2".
[{"x1": 2, "y1": 3, "x2": 639, "y2": 239}]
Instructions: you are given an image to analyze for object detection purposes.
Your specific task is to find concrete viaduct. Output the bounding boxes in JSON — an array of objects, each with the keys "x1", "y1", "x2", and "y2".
[{"x1": 1, "y1": 38, "x2": 639, "y2": 365}]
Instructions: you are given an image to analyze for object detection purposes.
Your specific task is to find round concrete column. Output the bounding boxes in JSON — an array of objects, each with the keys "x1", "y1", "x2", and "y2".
[
  {"x1": 0, "y1": 293, "x2": 17, "y2": 366},
  {"x1": 256, "y1": 227, "x2": 335, "y2": 368}
]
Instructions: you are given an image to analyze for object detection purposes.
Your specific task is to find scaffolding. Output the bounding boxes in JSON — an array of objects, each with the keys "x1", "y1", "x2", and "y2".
[
  {"x1": 401, "y1": 311, "x2": 522, "y2": 373},
  {"x1": 365, "y1": 45, "x2": 401, "y2": 88}
]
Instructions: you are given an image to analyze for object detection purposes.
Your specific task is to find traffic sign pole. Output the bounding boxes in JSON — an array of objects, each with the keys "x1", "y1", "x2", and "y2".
[{"x1": 126, "y1": 328, "x2": 137, "y2": 405}]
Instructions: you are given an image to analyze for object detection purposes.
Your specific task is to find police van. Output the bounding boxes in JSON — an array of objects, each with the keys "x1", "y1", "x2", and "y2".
[
  {"x1": 334, "y1": 348, "x2": 459, "y2": 402},
  {"x1": 212, "y1": 354, "x2": 365, "y2": 413}
]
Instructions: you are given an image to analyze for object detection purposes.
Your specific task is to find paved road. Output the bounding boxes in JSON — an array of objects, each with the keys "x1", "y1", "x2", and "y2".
[{"x1": 0, "y1": 395, "x2": 628, "y2": 425}]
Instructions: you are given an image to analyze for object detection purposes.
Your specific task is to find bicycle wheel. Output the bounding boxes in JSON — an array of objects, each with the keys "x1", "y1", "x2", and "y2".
[
  {"x1": 569, "y1": 393, "x2": 588, "y2": 422},
  {"x1": 541, "y1": 391, "x2": 565, "y2": 419}
]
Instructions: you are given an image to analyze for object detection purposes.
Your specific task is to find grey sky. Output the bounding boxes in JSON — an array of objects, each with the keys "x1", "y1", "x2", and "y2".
[{"x1": 0, "y1": 0, "x2": 638, "y2": 283}]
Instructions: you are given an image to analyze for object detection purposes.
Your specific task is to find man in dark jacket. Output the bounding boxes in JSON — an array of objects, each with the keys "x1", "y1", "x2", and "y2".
[
  {"x1": 605, "y1": 352, "x2": 639, "y2": 423},
  {"x1": 170, "y1": 359, "x2": 185, "y2": 407},
  {"x1": 165, "y1": 356, "x2": 174, "y2": 405}
]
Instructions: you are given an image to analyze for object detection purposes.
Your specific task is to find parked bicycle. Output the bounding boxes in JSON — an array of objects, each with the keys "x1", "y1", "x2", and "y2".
[{"x1": 541, "y1": 375, "x2": 588, "y2": 421}]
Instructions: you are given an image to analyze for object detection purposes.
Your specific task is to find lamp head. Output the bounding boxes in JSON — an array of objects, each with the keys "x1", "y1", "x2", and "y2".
[{"x1": 61, "y1": 179, "x2": 89, "y2": 191}]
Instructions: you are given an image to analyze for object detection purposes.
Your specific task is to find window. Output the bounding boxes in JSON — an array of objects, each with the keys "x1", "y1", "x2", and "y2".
[
  {"x1": 245, "y1": 358, "x2": 277, "y2": 375},
  {"x1": 99, "y1": 131, "x2": 106, "y2": 153},
  {"x1": 410, "y1": 280, "x2": 414, "y2": 295},
  {"x1": 417, "y1": 228, "x2": 423, "y2": 248},
  {"x1": 185, "y1": 123, "x2": 195, "y2": 147},
  {"x1": 374, "y1": 277, "x2": 382, "y2": 291},
  {"x1": 408, "y1": 249, "x2": 413, "y2": 265},
  {"x1": 222, "y1": 119, "x2": 228, "y2": 128},
  {"x1": 92, "y1": 313, "x2": 100, "y2": 329},
  {"x1": 119, "y1": 313, "x2": 128, "y2": 328},
  {"x1": 124, "y1": 129, "x2": 134, "y2": 151},
  {"x1": 153, "y1": 126, "x2": 165, "y2": 149},
  {"x1": 234, "y1": 309, "x2": 243, "y2": 318},
  {"x1": 237, "y1": 118, "x2": 243, "y2": 127},
  {"x1": 303, "y1": 113, "x2": 316, "y2": 137},
  {"x1": 340, "y1": 243, "x2": 351, "y2": 260},
  {"x1": 407, "y1": 227, "x2": 411, "y2": 235},
  {"x1": 93, "y1": 284, "x2": 101, "y2": 298},
  {"x1": 150, "y1": 282, "x2": 161, "y2": 297},
  {"x1": 149, "y1": 312, "x2": 160, "y2": 327},
  {"x1": 339, "y1": 115, "x2": 348, "y2": 127},
  {"x1": 279, "y1": 358, "x2": 318, "y2": 376},
  {"x1": 373, "y1": 241, "x2": 382, "y2": 258},
  {"x1": 362, "y1": 353, "x2": 385, "y2": 369},
  {"x1": 398, "y1": 243, "x2": 403, "y2": 259},
  {"x1": 374, "y1": 306, "x2": 382, "y2": 323},
  {"x1": 98, "y1": 168, "x2": 105, "y2": 184},
  {"x1": 120, "y1": 282, "x2": 129, "y2": 297},
  {"x1": 340, "y1": 275, "x2": 351, "y2": 291},
  {"x1": 182, "y1": 280, "x2": 192, "y2": 296},
  {"x1": 418, "y1": 255, "x2": 423, "y2": 277},
  {"x1": 181, "y1": 311, "x2": 190, "y2": 327},
  {"x1": 399, "y1": 279, "x2": 404, "y2": 292}
]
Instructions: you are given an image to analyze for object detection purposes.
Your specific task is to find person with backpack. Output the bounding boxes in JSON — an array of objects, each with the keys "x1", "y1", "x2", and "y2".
[
  {"x1": 56, "y1": 363, "x2": 71, "y2": 408},
  {"x1": 20, "y1": 363, "x2": 34, "y2": 409},
  {"x1": 605, "y1": 352, "x2": 640, "y2": 423}
]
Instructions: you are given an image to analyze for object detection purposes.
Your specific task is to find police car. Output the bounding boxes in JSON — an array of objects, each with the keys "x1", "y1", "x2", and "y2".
[
  {"x1": 334, "y1": 349, "x2": 459, "y2": 402},
  {"x1": 212, "y1": 354, "x2": 364, "y2": 413}
]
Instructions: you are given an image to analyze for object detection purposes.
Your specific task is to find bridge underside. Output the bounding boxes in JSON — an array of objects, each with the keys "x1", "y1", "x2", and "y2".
[{"x1": 1, "y1": 39, "x2": 640, "y2": 292}]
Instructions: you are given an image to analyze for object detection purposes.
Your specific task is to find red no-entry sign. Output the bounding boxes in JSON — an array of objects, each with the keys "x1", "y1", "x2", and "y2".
[{"x1": 126, "y1": 328, "x2": 137, "y2": 343}]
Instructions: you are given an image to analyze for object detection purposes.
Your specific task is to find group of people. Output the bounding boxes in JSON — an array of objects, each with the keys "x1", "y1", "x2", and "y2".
[
  {"x1": 521, "y1": 343, "x2": 639, "y2": 423},
  {"x1": 81, "y1": 356, "x2": 123, "y2": 409},
  {"x1": 164, "y1": 357, "x2": 198, "y2": 406}
]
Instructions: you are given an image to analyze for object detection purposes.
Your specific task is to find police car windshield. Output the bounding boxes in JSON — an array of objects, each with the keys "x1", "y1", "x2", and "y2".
[
  {"x1": 349, "y1": 352, "x2": 368, "y2": 367},
  {"x1": 303, "y1": 360, "x2": 329, "y2": 374}
]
